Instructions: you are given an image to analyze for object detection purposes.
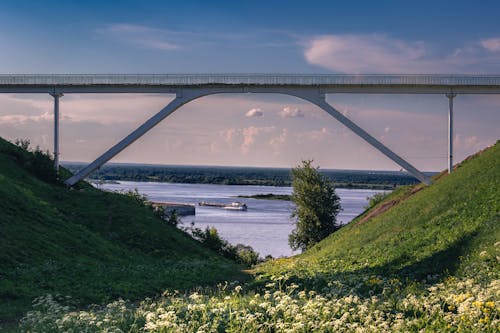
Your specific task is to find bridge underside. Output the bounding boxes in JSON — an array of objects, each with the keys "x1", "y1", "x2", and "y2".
[
  {"x1": 2, "y1": 74, "x2": 498, "y2": 187},
  {"x1": 64, "y1": 87, "x2": 432, "y2": 186}
]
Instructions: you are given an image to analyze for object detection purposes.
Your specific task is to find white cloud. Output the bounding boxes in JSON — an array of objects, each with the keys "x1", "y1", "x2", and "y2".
[
  {"x1": 219, "y1": 126, "x2": 276, "y2": 154},
  {"x1": 269, "y1": 128, "x2": 288, "y2": 153},
  {"x1": 304, "y1": 34, "x2": 428, "y2": 73},
  {"x1": 220, "y1": 128, "x2": 237, "y2": 144},
  {"x1": 280, "y1": 106, "x2": 304, "y2": 118},
  {"x1": 0, "y1": 94, "x2": 52, "y2": 116},
  {"x1": 297, "y1": 128, "x2": 330, "y2": 142},
  {"x1": 480, "y1": 38, "x2": 500, "y2": 52},
  {"x1": 241, "y1": 126, "x2": 275, "y2": 154},
  {"x1": 245, "y1": 108, "x2": 264, "y2": 118},
  {"x1": 0, "y1": 93, "x2": 174, "y2": 125},
  {"x1": 0, "y1": 111, "x2": 52, "y2": 125},
  {"x1": 303, "y1": 34, "x2": 500, "y2": 73},
  {"x1": 97, "y1": 23, "x2": 179, "y2": 51}
]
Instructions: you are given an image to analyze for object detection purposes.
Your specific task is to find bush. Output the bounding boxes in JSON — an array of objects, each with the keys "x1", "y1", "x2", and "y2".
[
  {"x1": 122, "y1": 188, "x2": 148, "y2": 205},
  {"x1": 364, "y1": 192, "x2": 390, "y2": 209},
  {"x1": 185, "y1": 224, "x2": 261, "y2": 267},
  {"x1": 30, "y1": 148, "x2": 58, "y2": 183},
  {"x1": 165, "y1": 209, "x2": 180, "y2": 226},
  {"x1": 10, "y1": 139, "x2": 59, "y2": 183},
  {"x1": 234, "y1": 244, "x2": 260, "y2": 266}
]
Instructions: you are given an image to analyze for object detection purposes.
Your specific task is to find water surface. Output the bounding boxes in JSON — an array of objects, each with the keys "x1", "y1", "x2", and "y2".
[{"x1": 100, "y1": 181, "x2": 384, "y2": 257}]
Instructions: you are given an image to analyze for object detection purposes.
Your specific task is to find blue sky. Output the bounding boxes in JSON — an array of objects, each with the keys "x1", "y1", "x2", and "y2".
[
  {"x1": 0, "y1": 0, "x2": 499, "y2": 171},
  {"x1": 2, "y1": 0, "x2": 500, "y2": 73}
]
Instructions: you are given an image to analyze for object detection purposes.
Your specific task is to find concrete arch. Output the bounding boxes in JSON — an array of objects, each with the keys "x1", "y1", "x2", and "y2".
[{"x1": 65, "y1": 88, "x2": 431, "y2": 186}]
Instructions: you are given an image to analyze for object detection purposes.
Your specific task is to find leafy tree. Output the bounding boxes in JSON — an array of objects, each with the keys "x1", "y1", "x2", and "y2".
[{"x1": 289, "y1": 160, "x2": 341, "y2": 251}]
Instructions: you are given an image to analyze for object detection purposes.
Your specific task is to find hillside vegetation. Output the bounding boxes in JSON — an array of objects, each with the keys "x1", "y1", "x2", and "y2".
[
  {"x1": 259, "y1": 142, "x2": 499, "y2": 282},
  {"x1": 7, "y1": 140, "x2": 500, "y2": 332},
  {"x1": 0, "y1": 138, "x2": 245, "y2": 326}
]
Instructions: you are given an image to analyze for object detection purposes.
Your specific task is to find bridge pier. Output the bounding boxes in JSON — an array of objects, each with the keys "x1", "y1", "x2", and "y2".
[
  {"x1": 0, "y1": 74, "x2": 495, "y2": 186},
  {"x1": 298, "y1": 92, "x2": 432, "y2": 185},
  {"x1": 446, "y1": 93, "x2": 456, "y2": 173},
  {"x1": 64, "y1": 87, "x2": 432, "y2": 186},
  {"x1": 50, "y1": 92, "x2": 63, "y2": 172},
  {"x1": 65, "y1": 90, "x2": 205, "y2": 186}
]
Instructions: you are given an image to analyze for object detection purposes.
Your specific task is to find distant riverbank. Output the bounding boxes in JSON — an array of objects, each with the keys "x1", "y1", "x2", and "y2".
[
  {"x1": 236, "y1": 193, "x2": 291, "y2": 201},
  {"x1": 65, "y1": 162, "x2": 426, "y2": 190}
]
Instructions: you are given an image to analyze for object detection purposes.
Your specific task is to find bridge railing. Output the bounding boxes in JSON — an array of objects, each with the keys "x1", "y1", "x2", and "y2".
[{"x1": 1, "y1": 74, "x2": 500, "y2": 86}]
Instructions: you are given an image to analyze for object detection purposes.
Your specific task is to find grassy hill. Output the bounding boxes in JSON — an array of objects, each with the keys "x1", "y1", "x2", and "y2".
[
  {"x1": 6, "y1": 140, "x2": 499, "y2": 332},
  {"x1": 257, "y1": 141, "x2": 499, "y2": 283},
  {"x1": 252, "y1": 141, "x2": 499, "y2": 331},
  {"x1": 0, "y1": 138, "x2": 246, "y2": 326}
]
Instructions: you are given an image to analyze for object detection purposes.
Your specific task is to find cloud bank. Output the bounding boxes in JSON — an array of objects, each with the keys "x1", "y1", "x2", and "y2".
[
  {"x1": 280, "y1": 106, "x2": 304, "y2": 118},
  {"x1": 97, "y1": 23, "x2": 180, "y2": 51},
  {"x1": 480, "y1": 38, "x2": 500, "y2": 52},
  {"x1": 303, "y1": 34, "x2": 500, "y2": 74}
]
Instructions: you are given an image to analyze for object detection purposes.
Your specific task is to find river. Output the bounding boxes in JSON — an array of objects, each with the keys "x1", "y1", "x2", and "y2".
[{"x1": 99, "y1": 181, "x2": 385, "y2": 257}]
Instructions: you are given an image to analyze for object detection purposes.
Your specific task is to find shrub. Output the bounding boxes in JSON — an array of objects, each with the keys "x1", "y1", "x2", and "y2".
[
  {"x1": 122, "y1": 188, "x2": 148, "y2": 205},
  {"x1": 365, "y1": 191, "x2": 390, "y2": 209},
  {"x1": 234, "y1": 244, "x2": 260, "y2": 266},
  {"x1": 10, "y1": 138, "x2": 59, "y2": 183},
  {"x1": 185, "y1": 224, "x2": 261, "y2": 267}
]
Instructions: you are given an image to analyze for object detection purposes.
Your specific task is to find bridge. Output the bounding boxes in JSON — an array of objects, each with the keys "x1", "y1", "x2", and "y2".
[{"x1": 1, "y1": 74, "x2": 499, "y2": 186}]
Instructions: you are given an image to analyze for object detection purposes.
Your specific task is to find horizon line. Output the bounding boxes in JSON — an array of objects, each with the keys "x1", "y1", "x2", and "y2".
[{"x1": 61, "y1": 160, "x2": 438, "y2": 174}]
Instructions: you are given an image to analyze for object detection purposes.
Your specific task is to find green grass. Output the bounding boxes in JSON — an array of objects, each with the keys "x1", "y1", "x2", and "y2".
[
  {"x1": 3, "y1": 138, "x2": 499, "y2": 332},
  {"x1": 255, "y1": 142, "x2": 499, "y2": 286},
  {"x1": 0, "y1": 138, "x2": 246, "y2": 327}
]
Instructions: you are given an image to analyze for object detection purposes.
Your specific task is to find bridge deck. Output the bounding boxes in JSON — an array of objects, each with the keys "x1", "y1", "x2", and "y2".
[
  {"x1": 3, "y1": 74, "x2": 495, "y2": 185},
  {"x1": 1, "y1": 74, "x2": 500, "y2": 94}
]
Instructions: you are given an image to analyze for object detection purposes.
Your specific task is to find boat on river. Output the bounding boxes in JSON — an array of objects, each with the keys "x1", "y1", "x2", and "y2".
[
  {"x1": 222, "y1": 202, "x2": 247, "y2": 211},
  {"x1": 199, "y1": 201, "x2": 247, "y2": 211}
]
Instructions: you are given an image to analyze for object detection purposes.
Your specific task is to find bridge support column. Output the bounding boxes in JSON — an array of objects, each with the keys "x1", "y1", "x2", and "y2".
[
  {"x1": 299, "y1": 92, "x2": 432, "y2": 185},
  {"x1": 50, "y1": 92, "x2": 63, "y2": 172},
  {"x1": 64, "y1": 87, "x2": 433, "y2": 187},
  {"x1": 446, "y1": 93, "x2": 456, "y2": 173},
  {"x1": 65, "y1": 91, "x2": 204, "y2": 186}
]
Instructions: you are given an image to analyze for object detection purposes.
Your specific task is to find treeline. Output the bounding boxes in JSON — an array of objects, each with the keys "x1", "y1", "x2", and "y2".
[{"x1": 63, "y1": 163, "x2": 432, "y2": 189}]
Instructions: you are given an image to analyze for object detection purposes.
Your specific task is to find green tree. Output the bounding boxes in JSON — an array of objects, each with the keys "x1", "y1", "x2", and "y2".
[{"x1": 289, "y1": 160, "x2": 341, "y2": 251}]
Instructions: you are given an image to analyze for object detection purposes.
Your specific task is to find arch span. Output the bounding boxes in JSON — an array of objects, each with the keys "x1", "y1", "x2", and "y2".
[{"x1": 64, "y1": 88, "x2": 431, "y2": 186}]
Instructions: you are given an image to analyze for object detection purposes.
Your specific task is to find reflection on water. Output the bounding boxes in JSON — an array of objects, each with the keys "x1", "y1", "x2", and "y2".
[{"x1": 100, "y1": 181, "x2": 385, "y2": 257}]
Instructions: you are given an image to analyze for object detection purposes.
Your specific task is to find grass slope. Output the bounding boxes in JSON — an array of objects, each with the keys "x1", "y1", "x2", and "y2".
[
  {"x1": 0, "y1": 138, "x2": 245, "y2": 325},
  {"x1": 8, "y1": 140, "x2": 500, "y2": 332},
  {"x1": 257, "y1": 142, "x2": 499, "y2": 288}
]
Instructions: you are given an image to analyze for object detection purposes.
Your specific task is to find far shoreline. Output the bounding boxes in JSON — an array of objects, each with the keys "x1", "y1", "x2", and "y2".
[
  {"x1": 68, "y1": 162, "x2": 426, "y2": 191},
  {"x1": 235, "y1": 193, "x2": 292, "y2": 201},
  {"x1": 89, "y1": 178, "x2": 400, "y2": 190}
]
